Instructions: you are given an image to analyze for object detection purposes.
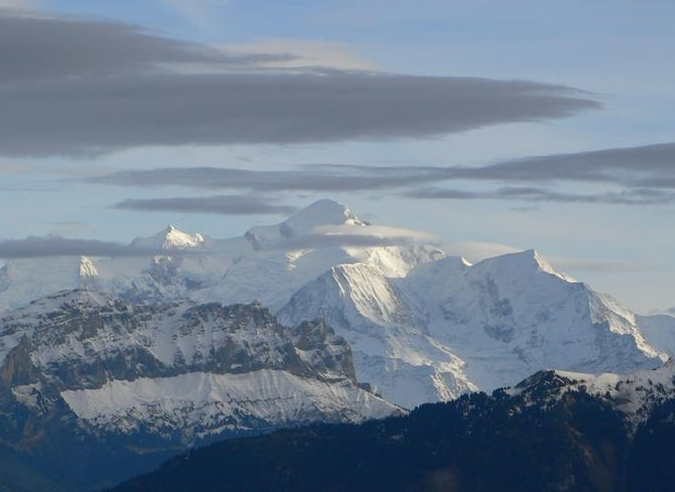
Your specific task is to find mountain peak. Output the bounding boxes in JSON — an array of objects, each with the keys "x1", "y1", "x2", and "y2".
[
  {"x1": 476, "y1": 249, "x2": 572, "y2": 281},
  {"x1": 283, "y1": 199, "x2": 368, "y2": 234},
  {"x1": 78, "y1": 255, "x2": 98, "y2": 278},
  {"x1": 131, "y1": 225, "x2": 205, "y2": 251},
  {"x1": 244, "y1": 199, "x2": 369, "y2": 250}
]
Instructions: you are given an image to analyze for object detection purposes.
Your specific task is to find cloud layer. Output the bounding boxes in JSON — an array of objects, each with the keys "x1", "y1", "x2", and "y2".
[
  {"x1": 0, "y1": 12, "x2": 599, "y2": 157},
  {"x1": 407, "y1": 186, "x2": 675, "y2": 206},
  {"x1": 93, "y1": 142, "x2": 675, "y2": 206},
  {"x1": 114, "y1": 195, "x2": 296, "y2": 215},
  {"x1": 0, "y1": 236, "x2": 146, "y2": 258}
]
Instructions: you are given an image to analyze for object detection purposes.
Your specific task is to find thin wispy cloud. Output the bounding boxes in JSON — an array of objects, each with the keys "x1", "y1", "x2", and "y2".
[
  {"x1": 0, "y1": 12, "x2": 600, "y2": 157},
  {"x1": 0, "y1": 236, "x2": 146, "y2": 258},
  {"x1": 89, "y1": 166, "x2": 430, "y2": 192},
  {"x1": 407, "y1": 186, "x2": 675, "y2": 206},
  {"x1": 221, "y1": 39, "x2": 379, "y2": 71},
  {"x1": 92, "y1": 142, "x2": 675, "y2": 207},
  {"x1": 114, "y1": 195, "x2": 296, "y2": 215}
]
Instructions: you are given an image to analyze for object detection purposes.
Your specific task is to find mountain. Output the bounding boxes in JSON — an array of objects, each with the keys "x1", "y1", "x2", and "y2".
[
  {"x1": 129, "y1": 224, "x2": 206, "y2": 250},
  {"x1": 244, "y1": 198, "x2": 369, "y2": 250},
  {"x1": 0, "y1": 200, "x2": 442, "y2": 312},
  {"x1": 1, "y1": 200, "x2": 671, "y2": 411},
  {"x1": 635, "y1": 313, "x2": 675, "y2": 359},
  {"x1": 279, "y1": 250, "x2": 664, "y2": 407},
  {"x1": 511, "y1": 360, "x2": 675, "y2": 427},
  {"x1": 278, "y1": 262, "x2": 477, "y2": 408},
  {"x1": 0, "y1": 290, "x2": 398, "y2": 491},
  {"x1": 110, "y1": 362, "x2": 675, "y2": 492}
]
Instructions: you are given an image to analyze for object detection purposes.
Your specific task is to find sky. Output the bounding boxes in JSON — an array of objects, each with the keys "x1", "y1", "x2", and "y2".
[{"x1": 0, "y1": 0, "x2": 674, "y2": 313}]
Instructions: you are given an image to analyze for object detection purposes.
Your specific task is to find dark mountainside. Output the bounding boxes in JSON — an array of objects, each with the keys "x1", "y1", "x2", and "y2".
[{"x1": 112, "y1": 371, "x2": 675, "y2": 492}]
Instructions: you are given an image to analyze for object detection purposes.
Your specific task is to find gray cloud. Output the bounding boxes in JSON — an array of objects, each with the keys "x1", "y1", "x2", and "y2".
[
  {"x1": 325, "y1": 142, "x2": 675, "y2": 189},
  {"x1": 92, "y1": 141, "x2": 675, "y2": 193},
  {"x1": 90, "y1": 166, "x2": 430, "y2": 192},
  {"x1": 407, "y1": 186, "x2": 675, "y2": 205},
  {"x1": 463, "y1": 142, "x2": 675, "y2": 187},
  {"x1": 114, "y1": 195, "x2": 296, "y2": 215},
  {"x1": 92, "y1": 141, "x2": 675, "y2": 207},
  {"x1": 0, "y1": 229, "x2": 425, "y2": 259},
  {"x1": 0, "y1": 13, "x2": 290, "y2": 83},
  {"x1": 254, "y1": 233, "x2": 430, "y2": 251},
  {"x1": 0, "y1": 12, "x2": 599, "y2": 157},
  {"x1": 0, "y1": 236, "x2": 150, "y2": 258}
]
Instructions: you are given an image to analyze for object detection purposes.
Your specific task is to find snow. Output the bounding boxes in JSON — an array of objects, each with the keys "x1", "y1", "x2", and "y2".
[
  {"x1": 130, "y1": 224, "x2": 205, "y2": 250},
  {"x1": 512, "y1": 361, "x2": 675, "y2": 427},
  {"x1": 60, "y1": 370, "x2": 398, "y2": 441},
  {"x1": 0, "y1": 292, "x2": 401, "y2": 444},
  {"x1": 78, "y1": 256, "x2": 98, "y2": 278},
  {"x1": 283, "y1": 199, "x2": 368, "y2": 234},
  {"x1": 0, "y1": 199, "x2": 672, "y2": 413},
  {"x1": 279, "y1": 250, "x2": 664, "y2": 408},
  {"x1": 0, "y1": 200, "x2": 440, "y2": 312},
  {"x1": 635, "y1": 313, "x2": 675, "y2": 359}
]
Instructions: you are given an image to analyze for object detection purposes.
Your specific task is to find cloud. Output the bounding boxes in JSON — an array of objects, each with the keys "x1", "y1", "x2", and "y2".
[
  {"x1": 94, "y1": 166, "x2": 675, "y2": 206},
  {"x1": 89, "y1": 166, "x2": 432, "y2": 192},
  {"x1": 0, "y1": 223, "x2": 432, "y2": 258},
  {"x1": 92, "y1": 140, "x2": 675, "y2": 189},
  {"x1": 253, "y1": 233, "x2": 432, "y2": 251},
  {"x1": 91, "y1": 140, "x2": 675, "y2": 207},
  {"x1": 314, "y1": 224, "x2": 438, "y2": 242},
  {"x1": 0, "y1": 12, "x2": 600, "y2": 157},
  {"x1": 221, "y1": 39, "x2": 378, "y2": 71},
  {"x1": 114, "y1": 195, "x2": 296, "y2": 215},
  {"x1": 462, "y1": 142, "x2": 675, "y2": 188},
  {"x1": 0, "y1": 236, "x2": 146, "y2": 258},
  {"x1": 328, "y1": 141, "x2": 675, "y2": 191},
  {"x1": 0, "y1": 13, "x2": 287, "y2": 84},
  {"x1": 407, "y1": 186, "x2": 675, "y2": 206}
]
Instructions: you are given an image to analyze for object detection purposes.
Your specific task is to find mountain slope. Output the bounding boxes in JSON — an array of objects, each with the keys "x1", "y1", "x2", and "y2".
[
  {"x1": 112, "y1": 363, "x2": 675, "y2": 492},
  {"x1": 635, "y1": 313, "x2": 675, "y2": 358},
  {"x1": 0, "y1": 290, "x2": 398, "y2": 490},
  {"x1": 280, "y1": 250, "x2": 662, "y2": 407},
  {"x1": 278, "y1": 263, "x2": 476, "y2": 408}
]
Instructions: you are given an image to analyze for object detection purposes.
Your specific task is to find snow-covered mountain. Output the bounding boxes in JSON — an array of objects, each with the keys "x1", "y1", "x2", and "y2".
[
  {"x1": 635, "y1": 313, "x2": 675, "y2": 359},
  {"x1": 511, "y1": 359, "x2": 675, "y2": 428},
  {"x1": 279, "y1": 250, "x2": 666, "y2": 408},
  {"x1": 0, "y1": 200, "x2": 442, "y2": 312},
  {"x1": 0, "y1": 290, "x2": 397, "y2": 448},
  {"x1": 129, "y1": 224, "x2": 206, "y2": 250},
  {"x1": 0, "y1": 289, "x2": 400, "y2": 490},
  {"x1": 1, "y1": 199, "x2": 673, "y2": 412}
]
